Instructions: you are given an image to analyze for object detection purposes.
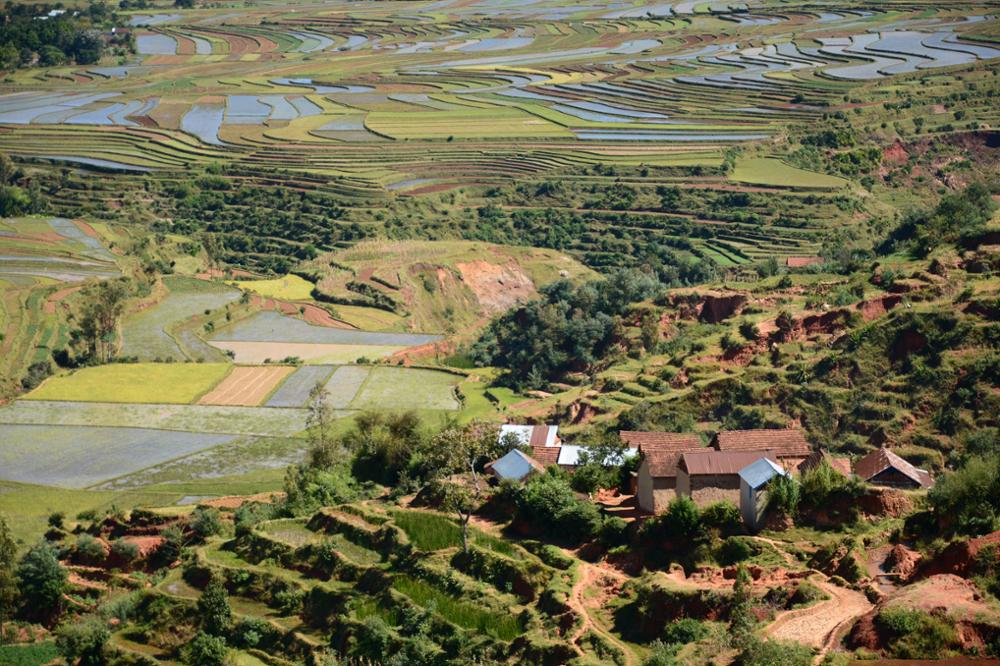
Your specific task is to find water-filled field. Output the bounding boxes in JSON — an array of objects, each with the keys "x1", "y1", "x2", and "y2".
[{"x1": 0, "y1": 424, "x2": 239, "y2": 488}]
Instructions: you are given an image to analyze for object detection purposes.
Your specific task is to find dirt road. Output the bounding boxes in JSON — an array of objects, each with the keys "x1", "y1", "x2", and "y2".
[
  {"x1": 567, "y1": 559, "x2": 636, "y2": 666},
  {"x1": 764, "y1": 578, "x2": 872, "y2": 663}
]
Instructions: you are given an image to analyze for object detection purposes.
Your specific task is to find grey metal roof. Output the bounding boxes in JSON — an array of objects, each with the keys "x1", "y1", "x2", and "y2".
[
  {"x1": 489, "y1": 448, "x2": 543, "y2": 482},
  {"x1": 738, "y1": 457, "x2": 786, "y2": 489}
]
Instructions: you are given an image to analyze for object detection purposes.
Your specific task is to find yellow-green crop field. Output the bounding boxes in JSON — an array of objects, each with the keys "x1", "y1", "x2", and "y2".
[{"x1": 26, "y1": 363, "x2": 232, "y2": 404}]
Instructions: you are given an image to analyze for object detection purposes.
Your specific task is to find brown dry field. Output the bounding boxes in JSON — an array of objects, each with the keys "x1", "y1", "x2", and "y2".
[{"x1": 197, "y1": 365, "x2": 294, "y2": 406}]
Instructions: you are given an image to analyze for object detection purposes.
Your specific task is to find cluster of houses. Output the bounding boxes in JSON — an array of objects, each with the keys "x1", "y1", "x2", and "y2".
[{"x1": 487, "y1": 424, "x2": 934, "y2": 532}]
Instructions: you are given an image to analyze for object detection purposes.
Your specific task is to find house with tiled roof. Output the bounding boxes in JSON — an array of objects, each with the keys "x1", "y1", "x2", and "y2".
[
  {"x1": 677, "y1": 450, "x2": 781, "y2": 506},
  {"x1": 797, "y1": 448, "x2": 853, "y2": 478},
  {"x1": 854, "y1": 447, "x2": 933, "y2": 489},
  {"x1": 626, "y1": 432, "x2": 705, "y2": 513},
  {"x1": 711, "y1": 428, "x2": 812, "y2": 471},
  {"x1": 498, "y1": 424, "x2": 562, "y2": 469}
]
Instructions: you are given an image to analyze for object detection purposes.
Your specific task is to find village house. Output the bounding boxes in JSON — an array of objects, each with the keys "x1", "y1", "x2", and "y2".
[
  {"x1": 676, "y1": 450, "x2": 780, "y2": 506},
  {"x1": 711, "y1": 428, "x2": 812, "y2": 472},
  {"x1": 854, "y1": 447, "x2": 934, "y2": 489},
  {"x1": 623, "y1": 431, "x2": 704, "y2": 514},
  {"x1": 498, "y1": 424, "x2": 561, "y2": 466},
  {"x1": 797, "y1": 448, "x2": 853, "y2": 477},
  {"x1": 739, "y1": 457, "x2": 787, "y2": 532},
  {"x1": 484, "y1": 448, "x2": 545, "y2": 484}
]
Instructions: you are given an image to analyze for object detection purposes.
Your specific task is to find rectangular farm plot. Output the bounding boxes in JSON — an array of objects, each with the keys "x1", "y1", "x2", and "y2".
[
  {"x1": 25, "y1": 363, "x2": 231, "y2": 404},
  {"x1": 324, "y1": 365, "x2": 371, "y2": 409},
  {"x1": 0, "y1": 400, "x2": 311, "y2": 436},
  {"x1": 349, "y1": 367, "x2": 461, "y2": 411},
  {"x1": 197, "y1": 365, "x2": 295, "y2": 406},
  {"x1": 0, "y1": 424, "x2": 239, "y2": 488},
  {"x1": 265, "y1": 365, "x2": 336, "y2": 407},
  {"x1": 209, "y1": 341, "x2": 405, "y2": 364}
]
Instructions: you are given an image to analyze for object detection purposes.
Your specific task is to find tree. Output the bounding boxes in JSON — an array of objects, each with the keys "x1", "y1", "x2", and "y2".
[
  {"x1": 765, "y1": 474, "x2": 799, "y2": 517},
  {"x1": 183, "y1": 631, "x2": 228, "y2": 666},
  {"x1": 426, "y1": 421, "x2": 508, "y2": 552},
  {"x1": 70, "y1": 279, "x2": 130, "y2": 364},
  {"x1": 55, "y1": 619, "x2": 110, "y2": 666},
  {"x1": 16, "y1": 543, "x2": 67, "y2": 624},
  {"x1": 641, "y1": 312, "x2": 660, "y2": 353},
  {"x1": 197, "y1": 578, "x2": 232, "y2": 636},
  {"x1": 305, "y1": 381, "x2": 337, "y2": 468},
  {"x1": 190, "y1": 506, "x2": 223, "y2": 540},
  {"x1": 0, "y1": 152, "x2": 13, "y2": 184},
  {"x1": 0, "y1": 515, "x2": 18, "y2": 638},
  {"x1": 928, "y1": 455, "x2": 1000, "y2": 536},
  {"x1": 729, "y1": 564, "x2": 754, "y2": 650}
]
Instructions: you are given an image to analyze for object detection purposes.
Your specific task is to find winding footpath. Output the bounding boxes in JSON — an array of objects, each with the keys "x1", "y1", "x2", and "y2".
[{"x1": 764, "y1": 578, "x2": 872, "y2": 665}]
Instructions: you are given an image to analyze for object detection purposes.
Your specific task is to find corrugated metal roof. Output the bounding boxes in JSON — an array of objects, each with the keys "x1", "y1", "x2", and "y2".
[
  {"x1": 487, "y1": 449, "x2": 544, "y2": 482},
  {"x1": 680, "y1": 450, "x2": 777, "y2": 476},
  {"x1": 712, "y1": 429, "x2": 811, "y2": 457},
  {"x1": 557, "y1": 444, "x2": 639, "y2": 467},
  {"x1": 739, "y1": 457, "x2": 786, "y2": 489},
  {"x1": 499, "y1": 424, "x2": 559, "y2": 448}
]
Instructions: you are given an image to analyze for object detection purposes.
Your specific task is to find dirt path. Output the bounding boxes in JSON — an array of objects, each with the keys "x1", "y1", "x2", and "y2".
[
  {"x1": 764, "y1": 578, "x2": 872, "y2": 664},
  {"x1": 567, "y1": 559, "x2": 636, "y2": 666},
  {"x1": 750, "y1": 536, "x2": 797, "y2": 566}
]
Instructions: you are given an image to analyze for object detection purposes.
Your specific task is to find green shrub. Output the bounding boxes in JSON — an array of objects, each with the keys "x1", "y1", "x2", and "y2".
[
  {"x1": 929, "y1": 455, "x2": 1000, "y2": 536},
  {"x1": 55, "y1": 620, "x2": 109, "y2": 666},
  {"x1": 702, "y1": 502, "x2": 742, "y2": 536},
  {"x1": 718, "y1": 537, "x2": 757, "y2": 566},
  {"x1": 875, "y1": 607, "x2": 959, "y2": 658},
  {"x1": 190, "y1": 506, "x2": 224, "y2": 540},
  {"x1": 789, "y1": 582, "x2": 828, "y2": 608},
  {"x1": 182, "y1": 631, "x2": 228, "y2": 666},
  {"x1": 662, "y1": 617, "x2": 707, "y2": 645},
  {"x1": 766, "y1": 475, "x2": 799, "y2": 516},
  {"x1": 75, "y1": 534, "x2": 107, "y2": 566},
  {"x1": 736, "y1": 638, "x2": 813, "y2": 666}
]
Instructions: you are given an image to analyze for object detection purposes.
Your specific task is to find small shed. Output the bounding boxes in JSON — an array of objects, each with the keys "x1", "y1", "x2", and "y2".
[
  {"x1": 739, "y1": 457, "x2": 787, "y2": 532},
  {"x1": 677, "y1": 450, "x2": 775, "y2": 506},
  {"x1": 484, "y1": 449, "x2": 545, "y2": 484}
]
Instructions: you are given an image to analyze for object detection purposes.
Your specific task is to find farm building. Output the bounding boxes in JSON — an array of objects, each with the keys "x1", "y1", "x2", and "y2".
[
  {"x1": 626, "y1": 432, "x2": 704, "y2": 514},
  {"x1": 854, "y1": 447, "x2": 933, "y2": 489},
  {"x1": 556, "y1": 444, "x2": 638, "y2": 470},
  {"x1": 712, "y1": 428, "x2": 812, "y2": 471},
  {"x1": 739, "y1": 457, "x2": 787, "y2": 532},
  {"x1": 677, "y1": 450, "x2": 777, "y2": 506},
  {"x1": 498, "y1": 424, "x2": 562, "y2": 467},
  {"x1": 484, "y1": 449, "x2": 545, "y2": 484},
  {"x1": 797, "y1": 448, "x2": 853, "y2": 477}
]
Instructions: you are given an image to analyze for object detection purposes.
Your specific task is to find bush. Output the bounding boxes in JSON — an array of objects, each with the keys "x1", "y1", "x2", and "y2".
[
  {"x1": 736, "y1": 638, "x2": 813, "y2": 666},
  {"x1": 643, "y1": 640, "x2": 679, "y2": 666},
  {"x1": 110, "y1": 539, "x2": 140, "y2": 567},
  {"x1": 701, "y1": 502, "x2": 742, "y2": 536},
  {"x1": 55, "y1": 620, "x2": 109, "y2": 666},
  {"x1": 766, "y1": 475, "x2": 799, "y2": 516},
  {"x1": 599, "y1": 517, "x2": 629, "y2": 548},
  {"x1": 190, "y1": 506, "x2": 224, "y2": 540},
  {"x1": 182, "y1": 631, "x2": 228, "y2": 666},
  {"x1": 662, "y1": 617, "x2": 707, "y2": 645},
  {"x1": 875, "y1": 607, "x2": 959, "y2": 658},
  {"x1": 928, "y1": 455, "x2": 1000, "y2": 536},
  {"x1": 515, "y1": 473, "x2": 603, "y2": 544},
  {"x1": 718, "y1": 537, "x2": 757, "y2": 566},
  {"x1": 75, "y1": 534, "x2": 107, "y2": 566}
]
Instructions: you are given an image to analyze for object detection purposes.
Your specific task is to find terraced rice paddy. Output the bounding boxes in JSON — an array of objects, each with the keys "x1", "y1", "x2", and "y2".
[
  {"x1": 25, "y1": 363, "x2": 232, "y2": 404},
  {"x1": 0, "y1": 0, "x2": 995, "y2": 190},
  {"x1": 264, "y1": 365, "x2": 337, "y2": 407},
  {"x1": 0, "y1": 400, "x2": 311, "y2": 436},
  {"x1": 197, "y1": 365, "x2": 295, "y2": 406},
  {"x1": 120, "y1": 276, "x2": 241, "y2": 361},
  {"x1": 0, "y1": 424, "x2": 239, "y2": 488},
  {"x1": 350, "y1": 367, "x2": 461, "y2": 411},
  {"x1": 210, "y1": 341, "x2": 405, "y2": 364}
]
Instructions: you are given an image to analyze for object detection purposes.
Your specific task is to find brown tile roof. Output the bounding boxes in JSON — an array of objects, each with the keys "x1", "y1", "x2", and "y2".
[
  {"x1": 531, "y1": 445, "x2": 561, "y2": 467},
  {"x1": 679, "y1": 450, "x2": 780, "y2": 476},
  {"x1": 620, "y1": 431, "x2": 702, "y2": 450},
  {"x1": 643, "y1": 450, "x2": 695, "y2": 478},
  {"x1": 854, "y1": 448, "x2": 933, "y2": 488},
  {"x1": 797, "y1": 449, "x2": 852, "y2": 477},
  {"x1": 712, "y1": 429, "x2": 812, "y2": 458}
]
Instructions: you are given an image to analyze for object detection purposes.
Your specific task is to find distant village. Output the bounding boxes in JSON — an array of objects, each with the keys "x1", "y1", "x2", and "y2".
[{"x1": 487, "y1": 424, "x2": 934, "y2": 532}]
